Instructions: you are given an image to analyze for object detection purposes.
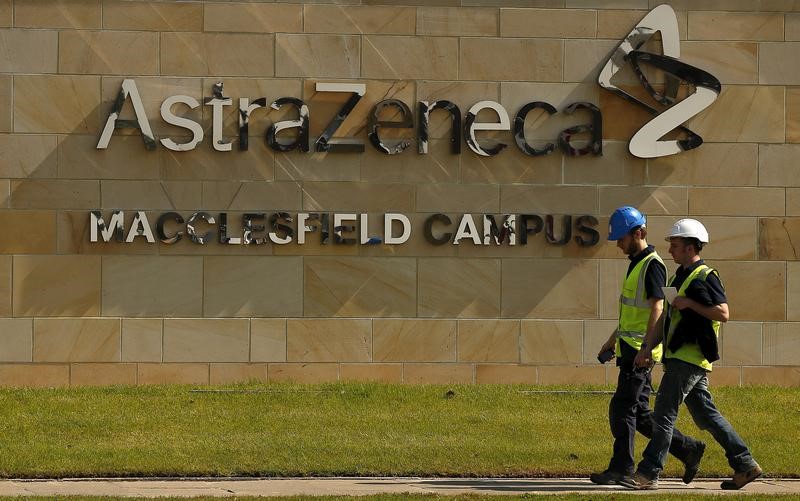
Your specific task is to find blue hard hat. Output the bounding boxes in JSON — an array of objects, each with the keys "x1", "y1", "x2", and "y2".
[{"x1": 608, "y1": 206, "x2": 646, "y2": 241}]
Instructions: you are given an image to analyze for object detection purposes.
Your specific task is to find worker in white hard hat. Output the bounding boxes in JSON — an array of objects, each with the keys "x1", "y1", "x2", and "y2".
[
  {"x1": 590, "y1": 207, "x2": 705, "y2": 487},
  {"x1": 623, "y1": 218, "x2": 762, "y2": 491}
]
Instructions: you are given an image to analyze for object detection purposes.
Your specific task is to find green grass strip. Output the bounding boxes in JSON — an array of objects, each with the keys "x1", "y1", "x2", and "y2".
[{"x1": 0, "y1": 383, "x2": 797, "y2": 478}]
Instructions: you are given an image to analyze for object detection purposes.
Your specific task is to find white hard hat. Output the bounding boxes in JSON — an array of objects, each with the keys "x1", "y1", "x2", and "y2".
[{"x1": 665, "y1": 218, "x2": 709, "y2": 243}]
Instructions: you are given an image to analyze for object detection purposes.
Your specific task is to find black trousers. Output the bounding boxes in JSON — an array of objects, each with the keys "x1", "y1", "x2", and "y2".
[{"x1": 607, "y1": 354, "x2": 699, "y2": 474}]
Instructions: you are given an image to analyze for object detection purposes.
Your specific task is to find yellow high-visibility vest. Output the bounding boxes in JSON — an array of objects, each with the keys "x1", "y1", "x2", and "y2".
[
  {"x1": 664, "y1": 264, "x2": 721, "y2": 371},
  {"x1": 616, "y1": 251, "x2": 665, "y2": 361}
]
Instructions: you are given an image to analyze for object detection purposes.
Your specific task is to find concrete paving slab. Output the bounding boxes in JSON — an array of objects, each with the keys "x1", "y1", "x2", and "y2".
[{"x1": 0, "y1": 477, "x2": 797, "y2": 497}]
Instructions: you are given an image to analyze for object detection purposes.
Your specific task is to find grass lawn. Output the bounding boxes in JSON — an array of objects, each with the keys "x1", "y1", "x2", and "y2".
[{"x1": 0, "y1": 383, "x2": 797, "y2": 478}]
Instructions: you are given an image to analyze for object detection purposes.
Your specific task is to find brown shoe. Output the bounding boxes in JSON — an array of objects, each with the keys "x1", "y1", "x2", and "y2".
[{"x1": 720, "y1": 464, "x2": 763, "y2": 490}]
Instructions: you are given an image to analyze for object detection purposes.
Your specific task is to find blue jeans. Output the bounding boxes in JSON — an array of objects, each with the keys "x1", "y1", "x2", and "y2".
[{"x1": 638, "y1": 358, "x2": 758, "y2": 478}]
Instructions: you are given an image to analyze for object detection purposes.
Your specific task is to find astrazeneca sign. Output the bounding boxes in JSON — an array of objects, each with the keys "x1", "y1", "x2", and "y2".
[{"x1": 89, "y1": 4, "x2": 719, "y2": 248}]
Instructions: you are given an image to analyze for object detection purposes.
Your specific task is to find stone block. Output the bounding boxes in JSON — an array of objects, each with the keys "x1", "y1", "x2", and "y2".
[
  {"x1": 0, "y1": 211, "x2": 56, "y2": 254},
  {"x1": 210, "y1": 363, "x2": 268, "y2": 384},
  {"x1": 788, "y1": 88, "x2": 800, "y2": 144},
  {"x1": 667, "y1": 216, "x2": 756, "y2": 261},
  {"x1": 0, "y1": 364, "x2": 69, "y2": 387},
  {"x1": 251, "y1": 319, "x2": 286, "y2": 363},
  {"x1": 0, "y1": 75, "x2": 9, "y2": 132},
  {"x1": 788, "y1": 263, "x2": 800, "y2": 321},
  {"x1": 597, "y1": 9, "x2": 687, "y2": 40},
  {"x1": 759, "y1": 218, "x2": 800, "y2": 260},
  {"x1": 122, "y1": 318, "x2": 162, "y2": 363},
  {"x1": 14, "y1": 256, "x2": 100, "y2": 316},
  {"x1": 0, "y1": 256, "x2": 9, "y2": 316},
  {"x1": 503, "y1": 259, "x2": 598, "y2": 319},
  {"x1": 340, "y1": 363, "x2": 403, "y2": 383},
  {"x1": 102, "y1": 1, "x2": 202, "y2": 31},
  {"x1": 15, "y1": 0, "x2": 100, "y2": 28},
  {"x1": 460, "y1": 146, "x2": 562, "y2": 185},
  {"x1": 707, "y1": 367, "x2": 741, "y2": 386},
  {"x1": 460, "y1": 38, "x2": 561, "y2": 82},
  {"x1": 0, "y1": 319, "x2": 32, "y2": 362},
  {"x1": 475, "y1": 364, "x2": 536, "y2": 384},
  {"x1": 688, "y1": 12, "x2": 783, "y2": 41},
  {"x1": 101, "y1": 180, "x2": 201, "y2": 210},
  {"x1": 759, "y1": 144, "x2": 800, "y2": 187},
  {"x1": 501, "y1": 186, "x2": 597, "y2": 214},
  {"x1": 648, "y1": 143, "x2": 757, "y2": 187},
  {"x1": 713, "y1": 261, "x2": 785, "y2": 322},
  {"x1": 360, "y1": 142, "x2": 459, "y2": 184},
  {"x1": 501, "y1": 8, "x2": 595, "y2": 38},
  {"x1": 33, "y1": 318, "x2": 120, "y2": 362},
  {"x1": 419, "y1": 259, "x2": 501, "y2": 318},
  {"x1": 0, "y1": 29, "x2": 58, "y2": 72},
  {"x1": 102, "y1": 256, "x2": 203, "y2": 317},
  {"x1": 304, "y1": 5, "x2": 415, "y2": 35},
  {"x1": 287, "y1": 319, "x2": 371, "y2": 362},
  {"x1": 59, "y1": 135, "x2": 159, "y2": 181},
  {"x1": 276, "y1": 34, "x2": 359, "y2": 78},
  {"x1": 419, "y1": 81, "x2": 500, "y2": 139},
  {"x1": 277, "y1": 152, "x2": 362, "y2": 183},
  {"x1": 564, "y1": 39, "x2": 617, "y2": 83},
  {"x1": 742, "y1": 367, "x2": 800, "y2": 387},
  {"x1": 403, "y1": 363, "x2": 473, "y2": 384},
  {"x1": 71, "y1": 363, "x2": 137, "y2": 386},
  {"x1": 137, "y1": 363, "x2": 209, "y2": 385},
  {"x1": 305, "y1": 257, "x2": 416, "y2": 317},
  {"x1": 763, "y1": 323, "x2": 800, "y2": 366},
  {"x1": 719, "y1": 322, "x2": 761, "y2": 366},
  {"x1": 760, "y1": 43, "x2": 800, "y2": 85},
  {"x1": 59, "y1": 31, "x2": 158, "y2": 75},
  {"x1": 374, "y1": 319, "x2": 456, "y2": 362},
  {"x1": 582, "y1": 319, "x2": 618, "y2": 365},
  {"x1": 457, "y1": 320, "x2": 519, "y2": 362},
  {"x1": 537, "y1": 365, "x2": 606, "y2": 385},
  {"x1": 161, "y1": 33, "x2": 274, "y2": 77},
  {"x1": 689, "y1": 187, "x2": 784, "y2": 217},
  {"x1": 564, "y1": 142, "x2": 645, "y2": 186},
  {"x1": 600, "y1": 186, "x2": 687, "y2": 216},
  {"x1": 0, "y1": 135, "x2": 58, "y2": 179},
  {"x1": 161, "y1": 141, "x2": 275, "y2": 181},
  {"x1": 520, "y1": 319, "x2": 584, "y2": 365},
  {"x1": 680, "y1": 42, "x2": 758, "y2": 85},
  {"x1": 163, "y1": 318, "x2": 250, "y2": 362},
  {"x1": 268, "y1": 363, "x2": 338, "y2": 383},
  {"x1": 10, "y1": 180, "x2": 98, "y2": 210},
  {"x1": 302, "y1": 182, "x2": 414, "y2": 212},
  {"x1": 205, "y1": 182, "x2": 301, "y2": 211},
  {"x1": 204, "y1": 256, "x2": 302, "y2": 317},
  {"x1": 689, "y1": 86, "x2": 784, "y2": 144},
  {"x1": 363, "y1": 36, "x2": 457, "y2": 80},
  {"x1": 14, "y1": 75, "x2": 101, "y2": 134},
  {"x1": 788, "y1": 13, "x2": 800, "y2": 41},
  {"x1": 0, "y1": 0, "x2": 9, "y2": 26},
  {"x1": 204, "y1": 3, "x2": 301, "y2": 33},
  {"x1": 417, "y1": 184, "x2": 499, "y2": 213},
  {"x1": 418, "y1": 7, "x2": 497, "y2": 36}
]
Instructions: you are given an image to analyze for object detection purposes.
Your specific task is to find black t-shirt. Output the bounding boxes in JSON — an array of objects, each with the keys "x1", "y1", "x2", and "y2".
[
  {"x1": 627, "y1": 245, "x2": 666, "y2": 300},
  {"x1": 670, "y1": 259, "x2": 727, "y2": 305}
]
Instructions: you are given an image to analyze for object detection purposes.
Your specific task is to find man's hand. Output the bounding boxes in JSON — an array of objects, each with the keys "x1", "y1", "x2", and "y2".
[
  {"x1": 634, "y1": 348, "x2": 653, "y2": 368},
  {"x1": 598, "y1": 337, "x2": 616, "y2": 359}
]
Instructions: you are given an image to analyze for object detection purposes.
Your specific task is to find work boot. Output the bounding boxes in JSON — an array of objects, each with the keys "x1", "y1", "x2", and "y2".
[
  {"x1": 682, "y1": 441, "x2": 706, "y2": 484},
  {"x1": 589, "y1": 469, "x2": 632, "y2": 485},
  {"x1": 619, "y1": 471, "x2": 658, "y2": 490},
  {"x1": 720, "y1": 463, "x2": 763, "y2": 490}
]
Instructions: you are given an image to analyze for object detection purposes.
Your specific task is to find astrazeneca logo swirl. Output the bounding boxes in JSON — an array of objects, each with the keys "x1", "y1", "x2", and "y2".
[{"x1": 598, "y1": 4, "x2": 721, "y2": 159}]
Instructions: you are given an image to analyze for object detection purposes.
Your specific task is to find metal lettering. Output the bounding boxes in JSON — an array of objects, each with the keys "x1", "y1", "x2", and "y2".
[
  {"x1": 160, "y1": 95, "x2": 203, "y2": 152},
  {"x1": 464, "y1": 101, "x2": 510, "y2": 157},
  {"x1": 314, "y1": 83, "x2": 366, "y2": 153},
  {"x1": 97, "y1": 79, "x2": 156, "y2": 150},
  {"x1": 368, "y1": 99, "x2": 412, "y2": 155}
]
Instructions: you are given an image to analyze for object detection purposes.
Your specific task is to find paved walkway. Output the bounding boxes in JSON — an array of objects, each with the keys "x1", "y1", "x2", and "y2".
[{"x1": 0, "y1": 477, "x2": 798, "y2": 497}]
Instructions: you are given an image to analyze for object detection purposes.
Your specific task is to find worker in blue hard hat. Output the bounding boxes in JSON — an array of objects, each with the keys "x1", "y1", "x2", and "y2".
[{"x1": 590, "y1": 206, "x2": 706, "y2": 486}]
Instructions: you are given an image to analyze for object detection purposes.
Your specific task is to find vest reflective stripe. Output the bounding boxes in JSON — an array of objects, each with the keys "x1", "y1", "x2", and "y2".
[
  {"x1": 665, "y1": 265, "x2": 721, "y2": 371},
  {"x1": 616, "y1": 251, "x2": 664, "y2": 361}
]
